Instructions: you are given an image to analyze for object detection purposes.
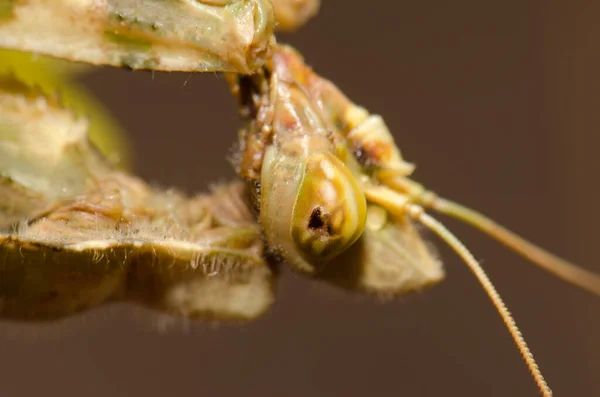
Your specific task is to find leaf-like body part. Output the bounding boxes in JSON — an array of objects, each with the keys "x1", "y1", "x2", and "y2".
[
  {"x1": 0, "y1": 0, "x2": 275, "y2": 73},
  {"x1": 317, "y1": 214, "x2": 444, "y2": 296},
  {"x1": 0, "y1": 77, "x2": 275, "y2": 322},
  {"x1": 0, "y1": 48, "x2": 132, "y2": 167}
]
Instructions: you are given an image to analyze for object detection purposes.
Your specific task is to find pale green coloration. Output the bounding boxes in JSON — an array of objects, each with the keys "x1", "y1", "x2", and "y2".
[
  {"x1": 0, "y1": 1, "x2": 596, "y2": 393},
  {"x1": 0, "y1": 48, "x2": 132, "y2": 167},
  {"x1": 236, "y1": 67, "x2": 370, "y2": 275},
  {"x1": 226, "y1": 45, "x2": 444, "y2": 295},
  {"x1": 0, "y1": 76, "x2": 275, "y2": 322},
  {"x1": 227, "y1": 46, "x2": 599, "y2": 397},
  {"x1": 0, "y1": 48, "x2": 93, "y2": 77},
  {"x1": 290, "y1": 152, "x2": 366, "y2": 260},
  {"x1": 260, "y1": 144, "x2": 367, "y2": 273},
  {"x1": 0, "y1": 0, "x2": 275, "y2": 73},
  {"x1": 0, "y1": 69, "x2": 444, "y2": 322},
  {"x1": 0, "y1": 75, "x2": 112, "y2": 225}
]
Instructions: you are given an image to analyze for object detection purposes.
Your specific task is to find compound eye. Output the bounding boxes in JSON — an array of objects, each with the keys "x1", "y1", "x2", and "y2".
[{"x1": 291, "y1": 152, "x2": 366, "y2": 260}]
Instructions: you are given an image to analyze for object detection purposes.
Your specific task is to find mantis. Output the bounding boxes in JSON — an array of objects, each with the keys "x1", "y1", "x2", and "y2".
[{"x1": 0, "y1": 1, "x2": 598, "y2": 395}]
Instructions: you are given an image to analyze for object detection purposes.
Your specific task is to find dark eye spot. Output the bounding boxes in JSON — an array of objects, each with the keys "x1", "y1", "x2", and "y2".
[{"x1": 308, "y1": 207, "x2": 325, "y2": 229}]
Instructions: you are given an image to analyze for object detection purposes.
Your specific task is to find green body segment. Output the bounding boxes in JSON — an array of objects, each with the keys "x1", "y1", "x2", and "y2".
[
  {"x1": 0, "y1": 0, "x2": 445, "y2": 320},
  {"x1": 0, "y1": 49, "x2": 131, "y2": 166},
  {"x1": 254, "y1": 55, "x2": 368, "y2": 274},
  {"x1": 0, "y1": 0, "x2": 275, "y2": 73},
  {"x1": 290, "y1": 152, "x2": 366, "y2": 260},
  {"x1": 228, "y1": 44, "x2": 443, "y2": 293}
]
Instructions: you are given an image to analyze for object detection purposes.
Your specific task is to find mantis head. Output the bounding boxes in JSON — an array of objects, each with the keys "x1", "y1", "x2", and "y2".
[{"x1": 259, "y1": 142, "x2": 366, "y2": 273}]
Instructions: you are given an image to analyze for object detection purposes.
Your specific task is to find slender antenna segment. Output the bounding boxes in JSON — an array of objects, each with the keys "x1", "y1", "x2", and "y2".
[
  {"x1": 430, "y1": 197, "x2": 600, "y2": 298},
  {"x1": 407, "y1": 205, "x2": 552, "y2": 397}
]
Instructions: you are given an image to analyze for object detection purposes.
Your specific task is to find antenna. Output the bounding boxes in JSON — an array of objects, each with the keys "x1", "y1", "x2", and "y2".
[
  {"x1": 364, "y1": 185, "x2": 553, "y2": 396},
  {"x1": 378, "y1": 173, "x2": 600, "y2": 297},
  {"x1": 428, "y1": 196, "x2": 600, "y2": 298},
  {"x1": 408, "y1": 205, "x2": 552, "y2": 397}
]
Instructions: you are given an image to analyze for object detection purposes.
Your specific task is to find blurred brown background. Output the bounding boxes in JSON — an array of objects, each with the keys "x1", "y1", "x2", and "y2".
[{"x1": 2, "y1": 1, "x2": 599, "y2": 396}]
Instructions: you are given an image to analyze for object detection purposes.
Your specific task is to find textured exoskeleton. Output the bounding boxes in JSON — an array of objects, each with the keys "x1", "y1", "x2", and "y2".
[
  {"x1": 1, "y1": 3, "x2": 599, "y2": 395},
  {"x1": 0, "y1": 0, "x2": 276, "y2": 73},
  {"x1": 227, "y1": 45, "x2": 444, "y2": 295},
  {"x1": 0, "y1": 77, "x2": 275, "y2": 321},
  {"x1": 0, "y1": 0, "x2": 321, "y2": 73}
]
